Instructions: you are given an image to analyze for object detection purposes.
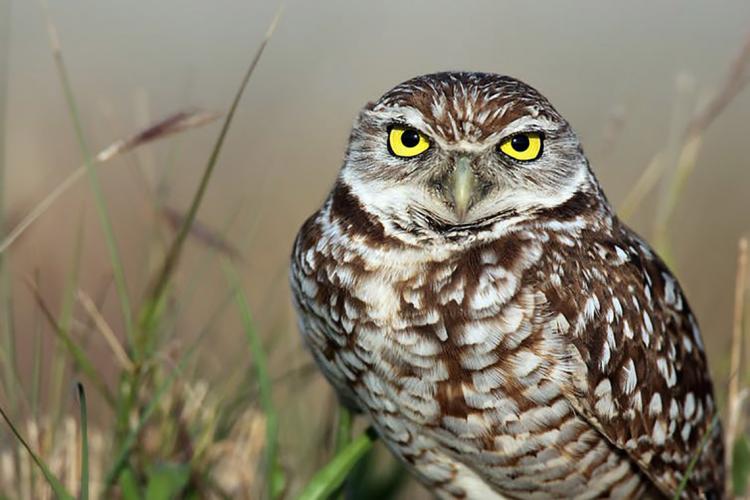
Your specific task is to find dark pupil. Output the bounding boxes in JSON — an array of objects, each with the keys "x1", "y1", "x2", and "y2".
[
  {"x1": 511, "y1": 134, "x2": 530, "y2": 152},
  {"x1": 401, "y1": 129, "x2": 420, "y2": 148}
]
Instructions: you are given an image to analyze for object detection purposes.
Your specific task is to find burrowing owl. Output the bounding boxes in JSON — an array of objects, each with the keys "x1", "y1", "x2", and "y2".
[{"x1": 290, "y1": 72, "x2": 724, "y2": 498}]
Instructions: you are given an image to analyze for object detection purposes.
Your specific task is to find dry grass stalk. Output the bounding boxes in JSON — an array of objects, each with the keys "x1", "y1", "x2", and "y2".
[
  {"x1": 652, "y1": 134, "x2": 704, "y2": 258},
  {"x1": 76, "y1": 289, "x2": 134, "y2": 371},
  {"x1": 142, "y1": 3, "x2": 284, "y2": 319},
  {"x1": 685, "y1": 33, "x2": 750, "y2": 139},
  {"x1": 727, "y1": 237, "x2": 749, "y2": 472},
  {"x1": 620, "y1": 72, "x2": 696, "y2": 224},
  {"x1": 96, "y1": 108, "x2": 222, "y2": 163},
  {"x1": 0, "y1": 109, "x2": 221, "y2": 254},
  {"x1": 618, "y1": 151, "x2": 663, "y2": 221},
  {"x1": 24, "y1": 276, "x2": 116, "y2": 406},
  {"x1": 207, "y1": 409, "x2": 267, "y2": 500},
  {"x1": 620, "y1": 30, "x2": 750, "y2": 222},
  {"x1": 0, "y1": 416, "x2": 106, "y2": 500},
  {"x1": 0, "y1": 382, "x2": 268, "y2": 499}
]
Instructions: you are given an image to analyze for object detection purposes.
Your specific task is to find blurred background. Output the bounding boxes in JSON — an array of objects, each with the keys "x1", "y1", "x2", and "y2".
[{"x1": 2, "y1": 0, "x2": 750, "y2": 498}]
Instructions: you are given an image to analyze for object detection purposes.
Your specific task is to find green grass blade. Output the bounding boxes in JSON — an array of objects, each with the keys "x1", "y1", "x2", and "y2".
[
  {"x1": 104, "y1": 366, "x2": 185, "y2": 489},
  {"x1": 40, "y1": 0, "x2": 134, "y2": 343},
  {"x1": 0, "y1": 0, "x2": 16, "y2": 415},
  {"x1": 0, "y1": 0, "x2": 9, "y2": 218},
  {"x1": 102, "y1": 315, "x2": 217, "y2": 491},
  {"x1": 77, "y1": 382, "x2": 89, "y2": 500},
  {"x1": 297, "y1": 428, "x2": 378, "y2": 500},
  {"x1": 335, "y1": 407, "x2": 353, "y2": 454},
  {"x1": 732, "y1": 435, "x2": 750, "y2": 496},
  {"x1": 27, "y1": 280, "x2": 115, "y2": 406},
  {"x1": 223, "y1": 260, "x2": 283, "y2": 499},
  {"x1": 224, "y1": 263, "x2": 272, "y2": 414},
  {"x1": 139, "y1": 6, "x2": 283, "y2": 346},
  {"x1": 51, "y1": 212, "x2": 85, "y2": 430},
  {"x1": 673, "y1": 415, "x2": 720, "y2": 499},
  {"x1": 119, "y1": 8, "x2": 282, "y2": 465},
  {"x1": 31, "y1": 271, "x2": 42, "y2": 416},
  {"x1": 118, "y1": 468, "x2": 141, "y2": 500},
  {"x1": 144, "y1": 463, "x2": 190, "y2": 500},
  {"x1": 0, "y1": 403, "x2": 75, "y2": 500},
  {"x1": 158, "y1": 200, "x2": 245, "y2": 345},
  {"x1": 334, "y1": 406, "x2": 353, "y2": 500},
  {"x1": 347, "y1": 451, "x2": 408, "y2": 500},
  {"x1": 0, "y1": 286, "x2": 18, "y2": 411}
]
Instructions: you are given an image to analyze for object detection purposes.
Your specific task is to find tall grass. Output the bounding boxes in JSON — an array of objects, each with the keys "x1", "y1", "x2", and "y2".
[
  {"x1": 0, "y1": 4, "x2": 298, "y2": 499},
  {"x1": 41, "y1": 0, "x2": 135, "y2": 346},
  {"x1": 0, "y1": 5, "x2": 748, "y2": 500},
  {"x1": 0, "y1": 0, "x2": 18, "y2": 427}
]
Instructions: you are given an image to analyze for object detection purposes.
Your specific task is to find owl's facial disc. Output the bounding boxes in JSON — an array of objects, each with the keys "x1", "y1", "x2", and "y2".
[{"x1": 340, "y1": 73, "x2": 595, "y2": 241}]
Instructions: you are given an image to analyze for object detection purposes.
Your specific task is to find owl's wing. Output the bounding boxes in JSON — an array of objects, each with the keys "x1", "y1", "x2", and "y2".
[
  {"x1": 290, "y1": 212, "x2": 365, "y2": 412},
  {"x1": 540, "y1": 222, "x2": 724, "y2": 498}
]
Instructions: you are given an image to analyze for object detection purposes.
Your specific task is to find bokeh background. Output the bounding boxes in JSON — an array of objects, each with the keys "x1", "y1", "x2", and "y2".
[{"x1": 2, "y1": 0, "x2": 750, "y2": 497}]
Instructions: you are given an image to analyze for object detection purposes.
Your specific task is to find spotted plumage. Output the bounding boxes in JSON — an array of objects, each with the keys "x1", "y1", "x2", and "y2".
[{"x1": 290, "y1": 72, "x2": 724, "y2": 498}]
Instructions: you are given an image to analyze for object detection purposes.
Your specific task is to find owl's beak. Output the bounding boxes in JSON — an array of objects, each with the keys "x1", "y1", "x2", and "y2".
[{"x1": 451, "y1": 156, "x2": 476, "y2": 222}]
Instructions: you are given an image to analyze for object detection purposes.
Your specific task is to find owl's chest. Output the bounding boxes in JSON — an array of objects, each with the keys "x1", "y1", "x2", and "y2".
[
  {"x1": 294, "y1": 234, "x2": 643, "y2": 496},
  {"x1": 310, "y1": 244, "x2": 586, "y2": 472},
  {"x1": 302, "y1": 238, "x2": 571, "y2": 424}
]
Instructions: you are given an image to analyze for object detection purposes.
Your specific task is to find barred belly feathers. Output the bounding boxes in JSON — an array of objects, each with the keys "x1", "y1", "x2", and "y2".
[{"x1": 290, "y1": 72, "x2": 724, "y2": 499}]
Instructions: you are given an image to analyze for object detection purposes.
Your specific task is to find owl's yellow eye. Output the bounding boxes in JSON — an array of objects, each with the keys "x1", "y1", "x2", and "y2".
[
  {"x1": 388, "y1": 126, "x2": 430, "y2": 158},
  {"x1": 498, "y1": 133, "x2": 543, "y2": 161}
]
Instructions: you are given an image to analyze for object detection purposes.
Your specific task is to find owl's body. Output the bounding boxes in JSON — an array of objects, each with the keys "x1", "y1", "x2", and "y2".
[{"x1": 290, "y1": 73, "x2": 724, "y2": 498}]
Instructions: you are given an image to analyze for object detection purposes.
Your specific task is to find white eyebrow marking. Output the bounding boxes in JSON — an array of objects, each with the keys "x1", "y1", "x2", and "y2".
[{"x1": 496, "y1": 115, "x2": 559, "y2": 137}]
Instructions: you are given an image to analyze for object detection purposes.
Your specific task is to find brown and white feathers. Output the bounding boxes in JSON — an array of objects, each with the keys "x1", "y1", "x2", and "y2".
[{"x1": 290, "y1": 72, "x2": 724, "y2": 499}]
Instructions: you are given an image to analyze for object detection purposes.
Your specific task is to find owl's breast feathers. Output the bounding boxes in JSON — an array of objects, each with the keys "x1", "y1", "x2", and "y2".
[{"x1": 290, "y1": 183, "x2": 724, "y2": 498}]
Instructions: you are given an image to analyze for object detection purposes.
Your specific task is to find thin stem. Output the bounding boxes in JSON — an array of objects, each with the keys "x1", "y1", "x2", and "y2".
[
  {"x1": 77, "y1": 383, "x2": 89, "y2": 500},
  {"x1": 297, "y1": 428, "x2": 378, "y2": 500},
  {"x1": 726, "y1": 237, "x2": 748, "y2": 473},
  {"x1": 139, "y1": 6, "x2": 283, "y2": 341},
  {"x1": 224, "y1": 259, "x2": 281, "y2": 499},
  {"x1": 0, "y1": 0, "x2": 17, "y2": 416},
  {"x1": 673, "y1": 416, "x2": 720, "y2": 499},
  {"x1": 0, "y1": 403, "x2": 75, "y2": 500},
  {"x1": 40, "y1": 0, "x2": 134, "y2": 343}
]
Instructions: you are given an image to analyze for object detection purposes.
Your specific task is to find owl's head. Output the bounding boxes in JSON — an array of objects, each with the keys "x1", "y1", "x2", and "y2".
[{"x1": 338, "y1": 72, "x2": 602, "y2": 243}]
